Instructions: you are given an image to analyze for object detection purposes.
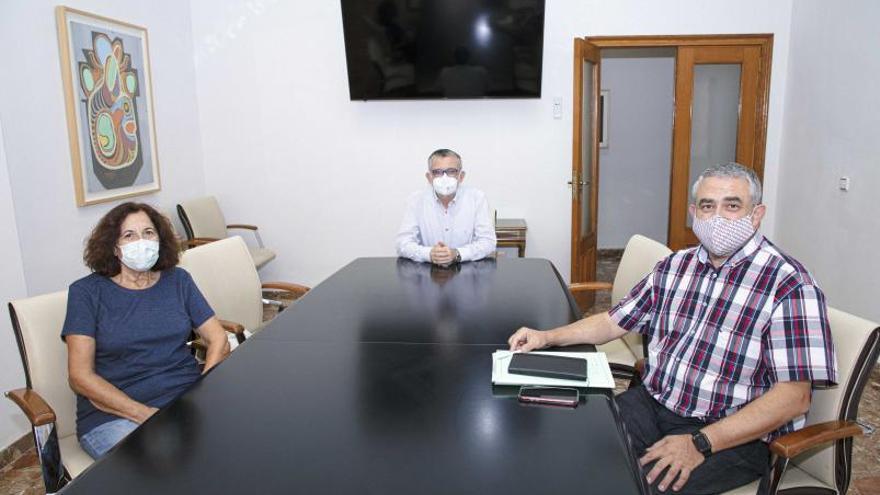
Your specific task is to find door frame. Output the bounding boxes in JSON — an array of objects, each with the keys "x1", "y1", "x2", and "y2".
[
  {"x1": 569, "y1": 38, "x2": 602, "y2": 310},
  {"x1": 575, "y1": 34, "x2": 773, "y2": 254}
]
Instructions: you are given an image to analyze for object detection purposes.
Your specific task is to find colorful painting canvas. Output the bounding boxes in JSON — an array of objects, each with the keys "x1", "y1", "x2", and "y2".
[{"x1": 57, "y1": 7, "x2": 160, "y2": 206}]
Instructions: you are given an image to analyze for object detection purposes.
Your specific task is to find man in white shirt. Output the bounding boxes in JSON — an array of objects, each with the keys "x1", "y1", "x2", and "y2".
[{"x1": 396, "y1": 149, "x2": 497, "y2": 265}]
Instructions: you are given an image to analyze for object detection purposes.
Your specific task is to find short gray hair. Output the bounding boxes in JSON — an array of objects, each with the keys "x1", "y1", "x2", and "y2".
[
  {"x1": 691, "y1": 162, "x2": 762, "y2": 205},
  {"x1": 427, "y1": 149, "x2": 462, "y2": 170}
]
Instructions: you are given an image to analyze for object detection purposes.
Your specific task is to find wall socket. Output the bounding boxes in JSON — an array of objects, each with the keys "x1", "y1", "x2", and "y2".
[{"x1": 839, "y1": 176, "x2": 850, "y2": 192}]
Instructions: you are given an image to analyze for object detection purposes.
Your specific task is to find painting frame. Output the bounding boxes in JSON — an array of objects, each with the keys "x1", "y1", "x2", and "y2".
[{"x1": 56, "y1": 6, "x2": 161, "y2": 206}]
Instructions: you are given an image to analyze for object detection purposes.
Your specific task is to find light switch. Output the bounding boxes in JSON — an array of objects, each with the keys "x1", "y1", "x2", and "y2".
[
  {"x1": 839, "y1": 176, "x2": 850, "y2": 192},
  {"x1": 553, "y1": 97, "x2": 562, "y2": 119}
]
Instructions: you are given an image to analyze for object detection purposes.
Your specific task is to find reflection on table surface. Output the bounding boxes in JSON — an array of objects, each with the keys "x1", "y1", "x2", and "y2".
[{"x1": 257, "y1": 257, "x2": 580, "y2": 345}]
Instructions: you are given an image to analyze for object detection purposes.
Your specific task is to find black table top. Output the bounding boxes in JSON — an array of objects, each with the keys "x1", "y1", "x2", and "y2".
[
  {"x1": 258, "y1": 257, "x2": 580, "y2": 345},
  {"x1": 61, "y1": 257, "x2": 645, "y2": 495}
]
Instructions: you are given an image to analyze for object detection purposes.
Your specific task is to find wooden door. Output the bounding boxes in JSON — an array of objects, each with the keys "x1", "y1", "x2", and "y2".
[
  {"x1": 668, "y1": 45, "x2": 765, "y2": 250},
  {"x1": 570, "y1": 38, "x2": 601, "y2": 311}
]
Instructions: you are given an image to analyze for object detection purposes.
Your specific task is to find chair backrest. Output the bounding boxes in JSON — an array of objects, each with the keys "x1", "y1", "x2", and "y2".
[
  {"x1": 157, "y1": 207, "x2": 186, "y2": 251},
  {"x1": 791, "y1": 307, "x2": 880, "y2": 492},
  {"x1": 611, "y1": 234, "x2": 673, "y2": 305},
  {"x1": 178, "y1": 236, "x2": 263, "y2": 332},
  {"x1": 177, "y1": 196, "x2": 228, "y2": 240},
  {"x1": 612, "y1": 235, "x2": 672, "y2": 358},
  {"x1": 8, "y1": 291, "x2": 77, "y2": 439}
]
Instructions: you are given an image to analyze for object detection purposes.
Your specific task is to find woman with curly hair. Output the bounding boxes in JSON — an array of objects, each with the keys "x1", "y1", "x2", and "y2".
[{"x1": 62, "y1": 202, "x2": 229, "y2": 459}]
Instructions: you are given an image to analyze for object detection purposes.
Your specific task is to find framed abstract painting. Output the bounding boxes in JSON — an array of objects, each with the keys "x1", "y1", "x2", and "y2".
[{"x1": 56, "y1": 7, "x2": 161, "y2": 206}]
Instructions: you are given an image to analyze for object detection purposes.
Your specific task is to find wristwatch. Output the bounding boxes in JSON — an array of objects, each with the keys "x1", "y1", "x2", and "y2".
[
  {"x1": 454, "y1": 249, "x2": 462, "y2": 264},
  {"x1": 691, "y1": 431, "x2": 713, "y2": 457}
]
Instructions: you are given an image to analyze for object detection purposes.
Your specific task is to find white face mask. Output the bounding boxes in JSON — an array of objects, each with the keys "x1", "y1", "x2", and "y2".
[
  {"x1": 118, "y1": 239, "x2": 160, "y2": 272},
  {"x1": 692, "y1": 214, "x2": 756, "y2": 258},
  {"x1": 433, "y1": 174, "x2": 459, "y2": 197}
]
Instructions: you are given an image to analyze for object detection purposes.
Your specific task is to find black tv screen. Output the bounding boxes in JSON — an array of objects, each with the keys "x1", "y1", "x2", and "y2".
[{"x1": 340, "y1": 0, "x2": 545, "y2": 100}]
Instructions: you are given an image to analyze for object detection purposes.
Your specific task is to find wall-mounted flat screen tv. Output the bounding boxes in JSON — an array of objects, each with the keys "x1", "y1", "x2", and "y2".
[{"x1": 340, "y1": 0, "x2": 545, "y2": 100}]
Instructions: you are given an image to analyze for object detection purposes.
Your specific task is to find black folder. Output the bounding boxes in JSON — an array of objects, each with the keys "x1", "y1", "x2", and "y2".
[{"x1": 508, "y1": 353, "x2": 588, "y2": 381}]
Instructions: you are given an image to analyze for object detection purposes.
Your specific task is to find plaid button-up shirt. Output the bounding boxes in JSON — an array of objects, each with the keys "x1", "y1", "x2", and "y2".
[{"x1": 609, "y1": 234, "x2": 837, "y2": 441}]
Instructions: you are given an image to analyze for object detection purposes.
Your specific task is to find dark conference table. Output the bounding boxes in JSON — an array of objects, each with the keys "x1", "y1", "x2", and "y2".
[{"x1": 61, "y1": 258, "x2": 646, "y2": 494}]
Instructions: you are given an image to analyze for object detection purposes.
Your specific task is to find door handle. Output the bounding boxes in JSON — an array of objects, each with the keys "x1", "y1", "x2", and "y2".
[{"x1": 567, "y1": 180, "x2": 589, "y2": 186}]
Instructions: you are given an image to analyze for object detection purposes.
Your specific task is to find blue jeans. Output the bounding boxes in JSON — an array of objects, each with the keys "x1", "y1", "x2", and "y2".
[{"x1": 79, "y1": 418, "x2": 139, "y2": 459}]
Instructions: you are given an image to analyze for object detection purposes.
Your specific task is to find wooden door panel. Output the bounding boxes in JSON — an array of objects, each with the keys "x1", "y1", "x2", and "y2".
[
  {"x1": 570, "y1": 38, "x2": 601, "y2": 312},
  {"x1": 668, "y1": 44, "x2": 766, "y2": 251}
]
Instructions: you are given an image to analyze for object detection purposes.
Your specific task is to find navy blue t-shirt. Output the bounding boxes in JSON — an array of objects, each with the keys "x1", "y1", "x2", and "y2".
[{"x1": 61, "y1": 267, "x2": 214, "y2": 438}]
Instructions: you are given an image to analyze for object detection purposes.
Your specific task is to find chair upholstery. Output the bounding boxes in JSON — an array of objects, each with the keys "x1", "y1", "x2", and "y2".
[
  {"x1": 723, "y1": 464, "x2": 832, "y2": 494},
  {"x1": 596, "y1": 234, "x2": 672, "y2": 365},
  {"x1": 177, "y1": 196, "x2": 277, "y2": 269},
  {"x1": 8, "y1": 291, "x2": 92, "y2": 479},
  {"x1": 719, "y1": 307, "x2": 880, "y2": 494},
  {"x1": 157, "y1": 207, "x2": 188, "y2": 252},
  {"x1": 178, "y1": 196, "x2": 228, "y2": 240},
  {"x1": 178, "y1": 236, "x2": 266, "y2": 334},
  {"x1": 57, "y1": 435, "x2": 94, "y2": 478},
  {"x1": 248, "y1": 247, "x2": 277, "y2": 271}
]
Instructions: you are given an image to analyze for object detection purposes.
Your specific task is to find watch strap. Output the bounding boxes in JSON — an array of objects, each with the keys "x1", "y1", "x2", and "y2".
[{"x1": 691, "y1": 431, "x2": 713, "y2": 457}]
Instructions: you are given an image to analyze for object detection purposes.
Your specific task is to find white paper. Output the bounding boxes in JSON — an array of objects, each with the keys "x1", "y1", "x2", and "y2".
[{"x1": 491, "y1": 350, "x2": 615, "y2": 389}]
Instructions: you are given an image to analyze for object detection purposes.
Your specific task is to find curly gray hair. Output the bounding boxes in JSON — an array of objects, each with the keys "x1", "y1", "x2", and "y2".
[{"x1": 691, "y1": 162, "x2": 762, "y2": 205}]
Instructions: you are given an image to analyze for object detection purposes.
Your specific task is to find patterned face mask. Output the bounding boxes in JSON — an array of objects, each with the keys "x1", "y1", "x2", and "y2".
[{"x1": 692, "y1": 213, "x2": 756, "y2": 258}]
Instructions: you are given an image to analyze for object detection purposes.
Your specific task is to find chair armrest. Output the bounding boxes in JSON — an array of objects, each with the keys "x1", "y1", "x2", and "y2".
[
  {"x1": 6, "y1": 388, "x2": 56, "y2": 426},
  {"x1": 634, "y1": 358, "x2": 646, "y2": 376},
  {"x1": 227, "y1": 224, "x2": 258, "y2": 231},
  {"x1": 569, "y1": 282, "x2": 613, "y2": 293},
  {"x1": 627, "y1": 358, "x2": 647, "y2": 389},
  {"x1": 769, "y1": 420, "x2": 863, "y2": 459},
  {"x1": 262, "y1": 282, "x2": 311, "y2": 298},
  {"x1": 218, "y1": 319, "x2": 246, "y2": 336}
]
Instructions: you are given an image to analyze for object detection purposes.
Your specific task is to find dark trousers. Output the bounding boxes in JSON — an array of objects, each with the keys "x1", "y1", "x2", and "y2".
[{"x1": 615, "y1": 385, "x2": 769, "y2": 495}]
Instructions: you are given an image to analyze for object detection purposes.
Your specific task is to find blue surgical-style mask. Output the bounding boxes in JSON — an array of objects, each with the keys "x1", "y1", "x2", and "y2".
[{"x1": 118, "y1": 239, "x2": 160, "y2": 272}]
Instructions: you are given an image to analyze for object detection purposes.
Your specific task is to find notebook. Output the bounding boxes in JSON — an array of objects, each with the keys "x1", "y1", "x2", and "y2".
[{"x1": 491, "y1": 350, "x2": 615, "y2": 389}]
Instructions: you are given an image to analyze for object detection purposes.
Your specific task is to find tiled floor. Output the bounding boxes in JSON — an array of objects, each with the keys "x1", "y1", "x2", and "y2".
[{"x1": 2, "y1": 264, "x2": 879, "y2": 494}]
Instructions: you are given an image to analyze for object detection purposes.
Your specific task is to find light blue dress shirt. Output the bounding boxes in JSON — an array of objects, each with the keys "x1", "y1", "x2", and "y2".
[{"x1": 395, "y1": 185, "x2": 497, "y2": 262}]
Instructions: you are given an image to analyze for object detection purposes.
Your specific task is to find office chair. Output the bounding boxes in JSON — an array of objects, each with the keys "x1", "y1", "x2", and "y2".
[
  {"x1": 178, "y1": 236, "x2": 309, "y2": 340},
  {"x1": 4, "y1": 288, "x2": 255, "y2": 492},
  {"x1": 176, "y1": 196, "x2": 276, "y2": 270},
  {"x1": 569, "y1": 234, "x2": 672, "y2": 379},
  {"x1": 630, "y1": 307, "x2": 880, "y2": 495},
  {"x1": 5, "y1": 292, "x2": 87, "y2": 492}
]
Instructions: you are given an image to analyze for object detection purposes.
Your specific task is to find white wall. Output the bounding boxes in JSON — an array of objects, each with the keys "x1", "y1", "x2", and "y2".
[
  {"x1": 0, "y1": 117, "x2": 30, "y2": 450},
  {"x1": 598, "y1": 54, "x2": 674, "y2": 248},
  {"x1": 0, "y1": 0, "x2": 208, "y2": 450},
  {"x1": 775, "y1": 0, "x2": 880, "y2": 321},
  {"x1": 189, "y1": 0, "x2": 794, "y2": 286},
  {"x1": 0, "y1": 0, "x2": 208, "y2": 296}
]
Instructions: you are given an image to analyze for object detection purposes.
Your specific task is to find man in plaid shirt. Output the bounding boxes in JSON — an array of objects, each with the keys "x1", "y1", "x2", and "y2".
[{"x1": 508, "y1": 163, "x2": 836, "y2": 494}]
